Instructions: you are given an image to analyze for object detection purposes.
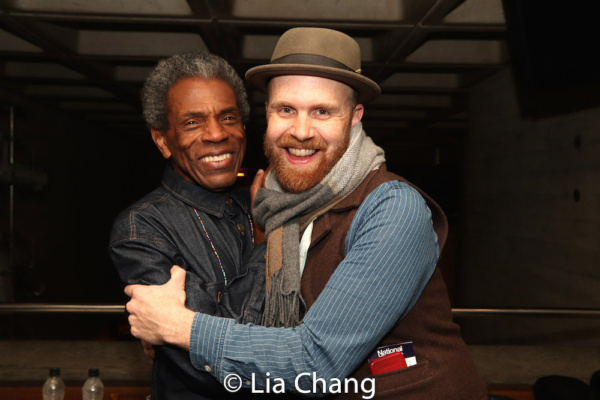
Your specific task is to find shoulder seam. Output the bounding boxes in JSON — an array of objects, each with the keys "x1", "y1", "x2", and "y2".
[{"x1": 128, "y1": 192, "x2": 171, "y2": 239}]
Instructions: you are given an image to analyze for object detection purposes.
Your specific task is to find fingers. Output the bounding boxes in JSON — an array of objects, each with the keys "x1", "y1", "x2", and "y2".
[
  {"x1": 124, "y1": 284, "x2": 141, "y2": 297},
  {"x1": 125, "y1": 299, "x2": 134, "y2": 314},
  {"x1": 169, "y1": 265, "x2": 187, "y2": 290},
  {"x1": 252, "y1": 168, "x2": 266, "y2": 188},
  {"x1": 141, "y1": 339, "x2": 153, "y2": 351},
  {"x1": 128, "y1": 313, "x2": 151, "y2": 344},
  {"x1": 250, "y1": 169, "x2": 265, "y2": 207},
  {"x1": 250, "y1": 169, "x2": 267, "y2": 242},
  {"x1": 141, "y1": 340, "x2": 155, "y2": 364},
  {"x1": 128, "y1": 313, "x2": 139, "y2": 336},
  {"x1": 122, "y1": 269, "x2": 186, "y2": 347}
]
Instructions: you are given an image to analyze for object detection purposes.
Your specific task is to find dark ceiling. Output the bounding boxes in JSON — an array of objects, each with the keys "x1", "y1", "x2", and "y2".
[{"x1": 0, "y1": 0, "x2": 509, "y2": 171}]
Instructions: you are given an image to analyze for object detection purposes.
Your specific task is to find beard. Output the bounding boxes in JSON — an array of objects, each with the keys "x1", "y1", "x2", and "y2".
[{"x1": 264, "y1": 132, "x2": 350, "y2": 193}]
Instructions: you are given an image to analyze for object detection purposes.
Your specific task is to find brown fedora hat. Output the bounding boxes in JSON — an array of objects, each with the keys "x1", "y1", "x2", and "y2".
[{"x1": 245, "y1": 27, "x2": 381, "y2": 103}]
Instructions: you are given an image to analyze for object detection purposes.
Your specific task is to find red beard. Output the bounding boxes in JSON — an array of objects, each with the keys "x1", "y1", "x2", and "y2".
[{"x1": 263, "y1": 133, "x2": 349, "y2": 193}]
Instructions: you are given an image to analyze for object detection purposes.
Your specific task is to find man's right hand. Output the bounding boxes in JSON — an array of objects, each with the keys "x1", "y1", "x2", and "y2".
[{"x1": 124, "y1": 265, "x2": 194, "y2": 350}]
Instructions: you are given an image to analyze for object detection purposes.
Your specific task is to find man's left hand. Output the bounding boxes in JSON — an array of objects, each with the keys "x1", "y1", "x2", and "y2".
[
  {"x1": 140, "y1": 340, "x2": 155, "y2": 364},
  {"x1": 124, "y1": 265, "x2": 194, "y2": 350},
  {"x1": 250, "y1": 168, "x2": 267, "y2": 243}
]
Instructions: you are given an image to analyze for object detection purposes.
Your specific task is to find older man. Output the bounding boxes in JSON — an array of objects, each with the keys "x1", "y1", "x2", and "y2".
[
  {"x1": 125, "y1": 28, "x2": 488, "y2": 399},
  {"x1": 109, "y1": 52, "x2": 265, "y2": 399}
]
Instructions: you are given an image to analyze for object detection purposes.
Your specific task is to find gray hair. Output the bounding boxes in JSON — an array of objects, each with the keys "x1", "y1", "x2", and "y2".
[{"x1": 141, "y1": 51, "x2": 250, "y2": 132}]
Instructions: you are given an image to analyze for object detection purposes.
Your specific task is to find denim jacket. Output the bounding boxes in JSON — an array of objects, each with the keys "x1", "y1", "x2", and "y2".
[{"x1": 109, "y1": 163, "x2": 265, "y2": 400}]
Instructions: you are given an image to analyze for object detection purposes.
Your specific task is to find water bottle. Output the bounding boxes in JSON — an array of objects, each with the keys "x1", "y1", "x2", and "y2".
[
  {"x1": 42, "y1": 367, "x2": 65, "y2": 400},
  {"x1": 82, "y1": 368, "x2": 104, "y2": 400}
]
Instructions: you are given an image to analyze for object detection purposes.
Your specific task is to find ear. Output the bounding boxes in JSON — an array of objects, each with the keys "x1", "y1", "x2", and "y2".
[
  {"x1": 151, "y1": 128, "x2": 172, "y2": 159},
  {"x1": 352, "y1": 104, "x2": 364, "y2": 126}
]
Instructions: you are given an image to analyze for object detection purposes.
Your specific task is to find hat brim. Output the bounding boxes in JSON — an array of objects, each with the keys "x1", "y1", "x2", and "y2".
[{"x1": 245, "y1": 63, "x2": 381, "y2": 103}]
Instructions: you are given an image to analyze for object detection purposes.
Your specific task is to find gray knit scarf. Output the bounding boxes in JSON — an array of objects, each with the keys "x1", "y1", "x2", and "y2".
[{"x1": 253, "y1": 123, "x2": 385, "y2": 327}]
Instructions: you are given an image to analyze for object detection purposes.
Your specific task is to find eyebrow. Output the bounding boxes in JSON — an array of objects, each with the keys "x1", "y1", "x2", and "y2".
[
  {"x1": 218, "y1": 107, "x2": 241, "y2": 117},
  {"x1": 268, "y1": 101, "x2": 342, "y2": 112},
  {"x1": 267, "y1": 101, "x2": 291, "y2": 110},
  {"x1": 312, "y1": 103, "x2": 340, "y2": 111},
  {"x1": 181, "y1": 107, "x2": 240, "y2": 120},
  {"x1": 182, "y1": 111, "x2": 208, "y2": 120}
]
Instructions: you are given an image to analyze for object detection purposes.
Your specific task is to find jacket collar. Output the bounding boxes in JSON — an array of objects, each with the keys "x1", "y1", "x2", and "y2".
[{"x1": 161, "y1": 163, "x2": 248, "y2": 217}]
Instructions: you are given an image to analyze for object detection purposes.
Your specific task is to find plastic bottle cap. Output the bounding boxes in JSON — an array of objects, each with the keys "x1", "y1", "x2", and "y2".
[
  {"x1": 49, "y1": 367, "x2": 60, "y2": 377},
  {"x1": 88, "y1": 368, "x2": 99, "y2": 377}
]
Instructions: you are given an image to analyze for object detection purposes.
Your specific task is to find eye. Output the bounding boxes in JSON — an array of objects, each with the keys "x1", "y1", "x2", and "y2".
[
  {"x1": 182, "y1": 119, "x2": 202, "y2": 131},
  {"x1": 313, "y1": 109, "x2": 330, "y2": 118},
  {"x1": 280, "y1": 107, "x2": 293, "y2": 114},
  {"x1": 183, "y1": 120, "x2": 198, "y2": 129}
]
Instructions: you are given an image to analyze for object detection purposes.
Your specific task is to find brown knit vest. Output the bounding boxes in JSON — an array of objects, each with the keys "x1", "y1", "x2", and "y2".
[{"x1": 300, "y1": 165, "x2": 487, "y2": 400}]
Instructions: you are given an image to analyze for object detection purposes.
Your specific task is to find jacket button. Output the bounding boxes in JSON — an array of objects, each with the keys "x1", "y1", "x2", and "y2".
[
  {"x1": 204, "y1": 365, "x2": 212, "y2": 372},
  {"x1": 237, "y1": 223, "x2": 245, "y2": 235},
  {"x1": 226, "y1": 198, "x2": 233, "y2": 207}
]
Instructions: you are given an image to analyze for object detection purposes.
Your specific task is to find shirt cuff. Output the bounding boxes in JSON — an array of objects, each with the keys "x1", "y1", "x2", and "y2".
[{"x1": 189, "y1": 312, "x2": 232, "y2": 381}]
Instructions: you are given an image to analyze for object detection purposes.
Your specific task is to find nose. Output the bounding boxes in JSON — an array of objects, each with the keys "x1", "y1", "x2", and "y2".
[
  {"x1": 290, "y1": 115, "x2": 314, "y2": 142},
  {"x1": 202, "y1": 117, "x2": 228, "y2": 143}
]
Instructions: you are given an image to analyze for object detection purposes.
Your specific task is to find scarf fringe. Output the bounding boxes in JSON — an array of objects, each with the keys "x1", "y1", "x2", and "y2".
[{"x1": 261, "y1": 269, "x2": 307, "y2": 327}]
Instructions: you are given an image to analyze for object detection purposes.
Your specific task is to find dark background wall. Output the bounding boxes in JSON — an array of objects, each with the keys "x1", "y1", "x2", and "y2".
[
  {"x1": 0, "y1": 100, "x2": 164, "y2": 339},
  {"x1": 459, "y1": 69, "x2": 600, "y2": 346}
]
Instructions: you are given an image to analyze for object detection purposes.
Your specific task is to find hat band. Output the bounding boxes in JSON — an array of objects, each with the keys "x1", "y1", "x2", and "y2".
[{"x1": 270, "y1": 53, "x2": 355, "y2": 72}]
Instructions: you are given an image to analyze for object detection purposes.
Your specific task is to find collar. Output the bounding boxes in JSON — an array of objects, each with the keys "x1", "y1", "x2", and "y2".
[{"x1": 161, "y1": 163, "x2": 249, "y2": 217}]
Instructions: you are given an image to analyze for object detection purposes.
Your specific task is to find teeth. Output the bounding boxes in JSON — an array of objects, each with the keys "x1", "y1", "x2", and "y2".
[
  {"x1": 201, "y1": 153, "x2": 232, "y2": 162},
  {"x1": 288, "y1": 148, "x2": 316, "y2": 157}
]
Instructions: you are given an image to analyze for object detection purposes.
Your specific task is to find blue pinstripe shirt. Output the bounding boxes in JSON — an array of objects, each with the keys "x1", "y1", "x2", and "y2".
[{"x1": 188, "y1": 180, "x2": 440, "y2": 395}]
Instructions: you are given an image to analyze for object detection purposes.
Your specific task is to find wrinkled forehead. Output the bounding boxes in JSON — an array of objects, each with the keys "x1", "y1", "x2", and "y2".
[{"x1": 166, "y1": 77, "x2": 240, "y2": 114}]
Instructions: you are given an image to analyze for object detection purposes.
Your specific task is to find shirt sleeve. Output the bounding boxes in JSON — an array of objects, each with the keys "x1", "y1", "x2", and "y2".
[
  {"x1": 109, "y1": 217, "x2": 181, "y2": 286},
  {"x1": 108, "y1": 211, "x2": 236, "y2": 394},
  {"x1": 189, "y1": 181, "x2": 440, "y2": 396}
]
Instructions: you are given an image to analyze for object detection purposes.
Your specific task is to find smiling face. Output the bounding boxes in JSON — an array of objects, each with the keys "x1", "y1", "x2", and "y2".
[
  {"x1": 151, "y1": 77, "x2": 246, "y2": 191},
  {"x1": 264, "y1": 75, "x2": 363, "y2": 193}
]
